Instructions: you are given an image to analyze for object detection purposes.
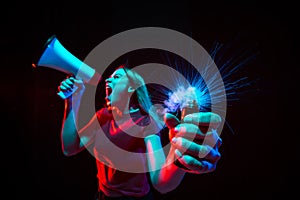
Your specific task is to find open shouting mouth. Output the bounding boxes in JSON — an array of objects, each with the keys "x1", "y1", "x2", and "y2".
[{"x1": 105, "y1": 84, "x2": 112, "y2": 106}]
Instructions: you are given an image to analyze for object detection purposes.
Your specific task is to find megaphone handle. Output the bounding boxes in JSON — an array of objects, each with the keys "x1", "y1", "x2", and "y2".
[{"x1": 57, "y1": 85, "x2": 79, "y2": 99}]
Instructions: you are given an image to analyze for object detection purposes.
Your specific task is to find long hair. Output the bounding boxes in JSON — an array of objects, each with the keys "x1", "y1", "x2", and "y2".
[
  {"x1": 120, "y1": 64, "x2": 164, "y2": 129},
  {"x1": 122, "y1": 65, "x2": 152, "y2": 115}
]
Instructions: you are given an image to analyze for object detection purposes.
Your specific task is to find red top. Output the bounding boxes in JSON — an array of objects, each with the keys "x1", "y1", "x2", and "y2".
[{"x1": 94, "y1": 107, "x2": 160, "y2": 197}]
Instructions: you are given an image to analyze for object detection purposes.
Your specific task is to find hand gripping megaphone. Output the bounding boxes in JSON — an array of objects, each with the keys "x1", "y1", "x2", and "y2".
[{"x1": 33, "y1": 35, "x2": 101, "y2": 99}]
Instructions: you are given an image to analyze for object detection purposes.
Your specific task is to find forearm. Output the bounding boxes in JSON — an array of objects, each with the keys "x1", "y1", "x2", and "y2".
[
  {"x1": 145, "y1": 135, "x2": 186, "y2": 194},
  {"x1": 61, "y1": 97, "x2": 82, "y2": 156},
  {"x1": 153, "y1": 146, "x2": 186, "y2": 193}
]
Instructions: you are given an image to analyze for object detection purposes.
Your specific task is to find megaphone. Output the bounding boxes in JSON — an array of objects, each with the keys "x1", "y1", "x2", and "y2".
[{"x1": 33, "y1": 35, "x2": 101, "y2": 99}]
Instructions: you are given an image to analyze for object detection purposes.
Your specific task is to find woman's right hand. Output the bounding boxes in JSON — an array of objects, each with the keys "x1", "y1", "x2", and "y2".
[{"x1": 57, "y1": 76, "x2": 85, "y2": 99}]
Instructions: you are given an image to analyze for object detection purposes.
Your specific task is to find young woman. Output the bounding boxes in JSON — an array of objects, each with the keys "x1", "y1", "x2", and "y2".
[{"x1": 58, "y1": 64, "x2": 222, "y2": 200}]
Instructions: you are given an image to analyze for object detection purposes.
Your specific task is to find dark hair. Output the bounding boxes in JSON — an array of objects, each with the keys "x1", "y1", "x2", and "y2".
[
  {"x1": 119, "y1": 64, "x2": 164, "y2": 129},
  {"x1": 120, "y1": 65, "x2": 152, "y2": 114}
]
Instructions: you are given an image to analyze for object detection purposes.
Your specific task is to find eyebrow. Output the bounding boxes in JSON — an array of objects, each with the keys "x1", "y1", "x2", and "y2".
[{"x1": 111, "y1": 72, "x2": 125, "y2": 77}]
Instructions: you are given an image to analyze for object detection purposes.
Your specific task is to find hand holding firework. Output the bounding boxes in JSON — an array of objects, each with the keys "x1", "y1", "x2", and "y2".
[{"x1": 163, "y1": 86, "x2": 222, "y2": 174}]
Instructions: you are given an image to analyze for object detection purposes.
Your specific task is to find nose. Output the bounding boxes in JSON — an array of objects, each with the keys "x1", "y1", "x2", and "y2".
[{"x1": 105, "y1": 77, "x2": 112, "y2": 83}]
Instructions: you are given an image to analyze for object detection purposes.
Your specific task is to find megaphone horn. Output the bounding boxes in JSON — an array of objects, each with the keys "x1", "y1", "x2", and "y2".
[{"x1": 33, "y1": 35, "x2": 101, "y2": 99}]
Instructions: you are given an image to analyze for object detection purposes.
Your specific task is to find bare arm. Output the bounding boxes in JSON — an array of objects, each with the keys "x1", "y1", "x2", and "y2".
[
  {"x1": 145, "y1": 112, "x2": 222, "y2": 194},
  {"x1": 58, "y1": 77, "x2": 98, "y2": 156},
  {"x1": 144, "y1": 135, "x2": 186, "y2": 194}
]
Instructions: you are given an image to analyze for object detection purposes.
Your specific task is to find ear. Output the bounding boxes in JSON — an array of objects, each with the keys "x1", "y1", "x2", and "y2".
[{"x1": 128, "y1": 86, "x2": 135, "y2": 93}]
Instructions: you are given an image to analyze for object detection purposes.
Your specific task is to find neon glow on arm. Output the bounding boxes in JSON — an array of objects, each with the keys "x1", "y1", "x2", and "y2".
[{"x1": 144, "y1": 135, "x2": 185, "y2": 194}]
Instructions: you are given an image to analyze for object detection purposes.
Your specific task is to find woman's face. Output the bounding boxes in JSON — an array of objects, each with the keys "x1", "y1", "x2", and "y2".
[{"x1": 105, "y1": 68, "x2": 132, "y2": 108}]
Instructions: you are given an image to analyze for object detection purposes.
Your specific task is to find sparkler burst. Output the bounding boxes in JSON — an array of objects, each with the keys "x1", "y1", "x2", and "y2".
[
  {"x1": 154, "y1": 40, "x2": 258, "y2": 121},
  {"x1": 164, "y1": 86, "x2": 199, "y2": 113}
]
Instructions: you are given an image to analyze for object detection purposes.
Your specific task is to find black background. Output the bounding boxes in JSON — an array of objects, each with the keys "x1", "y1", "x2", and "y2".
[{"x1": 2, "y1": 0, "x2": 298, "y2": 200}]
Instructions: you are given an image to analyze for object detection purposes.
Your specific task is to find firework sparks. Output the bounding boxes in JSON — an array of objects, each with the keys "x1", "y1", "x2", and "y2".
[
  {"x1": 164, "y1": 86, "x2": 199, "y2": 113},
  {"x1": 158, "y1": 41, "x2": 258, "y2": 121}
]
